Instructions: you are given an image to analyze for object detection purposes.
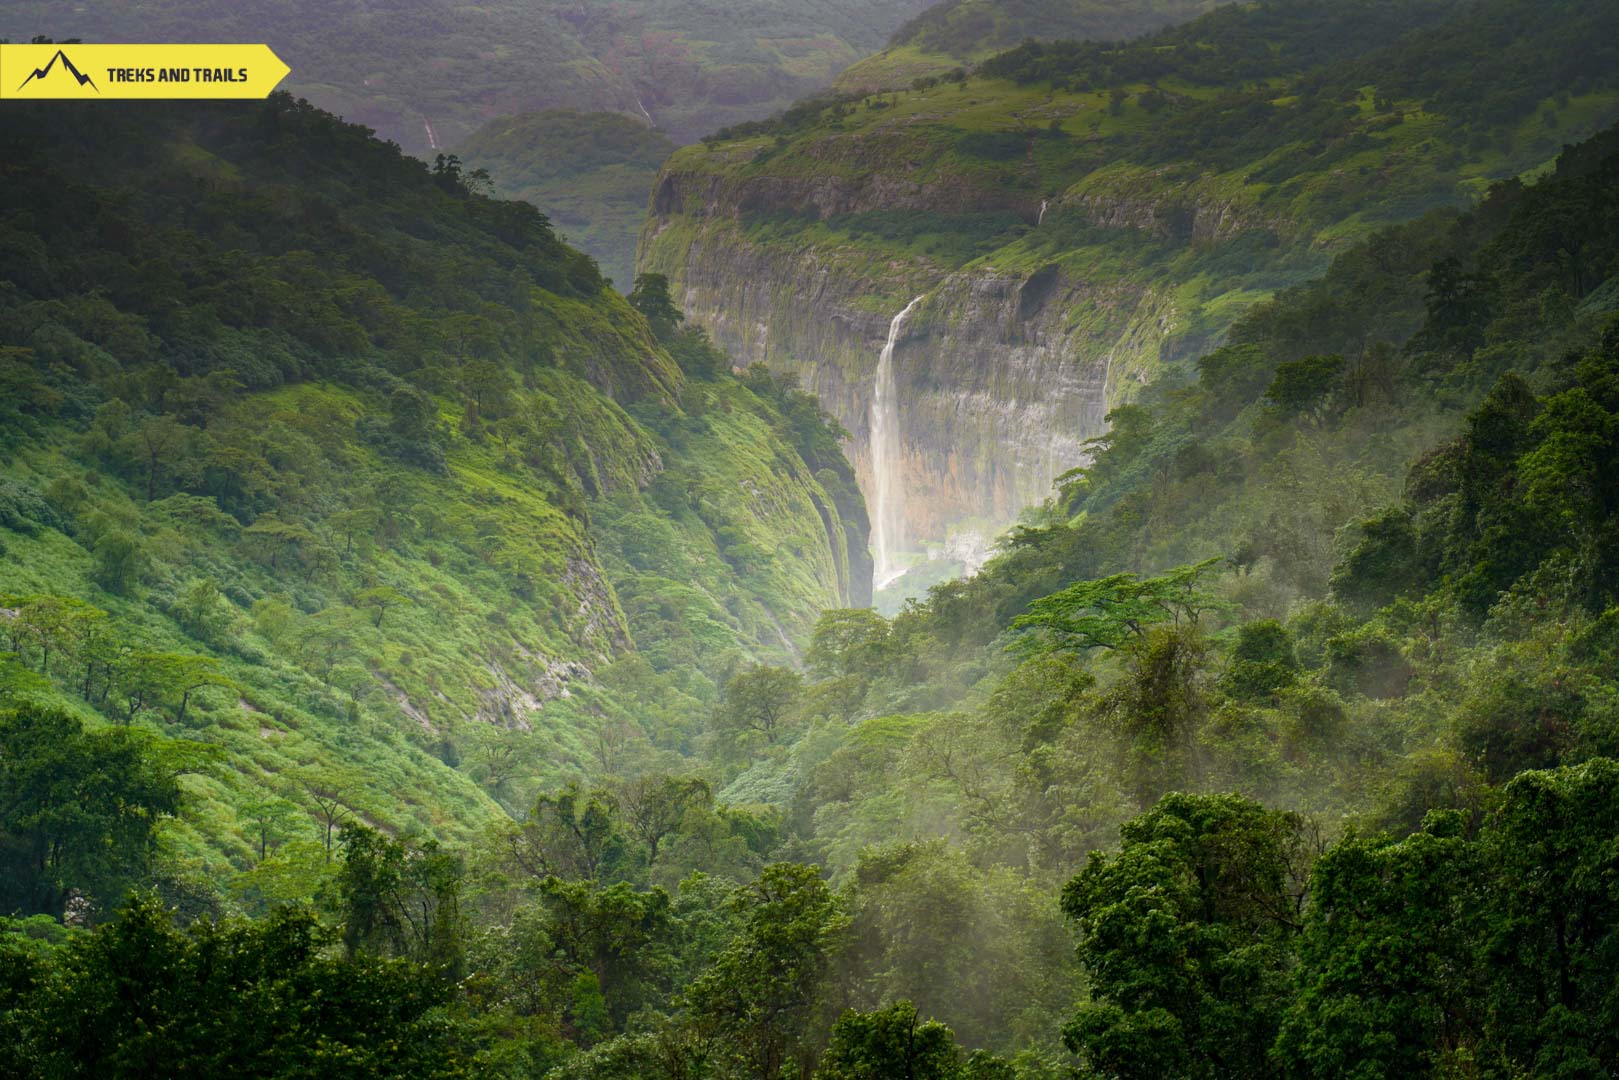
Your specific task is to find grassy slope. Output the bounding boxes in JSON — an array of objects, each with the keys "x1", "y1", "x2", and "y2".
[{"x1": 0, "y1": 98, "x2": 864, "y2": 907}]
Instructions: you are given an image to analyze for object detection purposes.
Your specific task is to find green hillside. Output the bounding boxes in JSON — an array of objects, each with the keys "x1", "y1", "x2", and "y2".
[
  {"x1": 458, "y1": 110, "x2": 677, "y2": 291},
  {"x1": 836, "y1": 0, "x2": 1219, "y2": 91},
  {"x1": 0, "y1": 95, "x2": 866, "y2": 904},
  {"x1": 658, "y1": 0, "x2": 1619, "y2": 351},
  {"x1": 1, "y1": 0, "x2": 938, "y2": 152}
]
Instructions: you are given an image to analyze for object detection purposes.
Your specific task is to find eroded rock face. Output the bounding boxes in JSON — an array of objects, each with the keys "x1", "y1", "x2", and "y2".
[{"x1": 640, "y1": 196, "x2": 1183, "y2": 556}]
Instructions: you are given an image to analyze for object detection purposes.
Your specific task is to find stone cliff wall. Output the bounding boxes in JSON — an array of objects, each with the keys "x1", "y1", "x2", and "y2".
[{"x1": 638, "y1": 166, "x2": 1198, "y2": 556}]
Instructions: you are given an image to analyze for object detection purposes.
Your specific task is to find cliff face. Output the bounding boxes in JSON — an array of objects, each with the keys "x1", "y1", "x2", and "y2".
[
  {"x1": 639, "y1": 160, "x2": 1213, "y2": 564},
  {"x1": 638, "y1": 16, "x2": 1619, "y2": 573}
]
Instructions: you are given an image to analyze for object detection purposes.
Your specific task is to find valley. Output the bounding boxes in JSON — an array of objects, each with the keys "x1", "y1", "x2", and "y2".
[{"x1": 5, "y1": 2, "x2": 1619, "y2": 1077}]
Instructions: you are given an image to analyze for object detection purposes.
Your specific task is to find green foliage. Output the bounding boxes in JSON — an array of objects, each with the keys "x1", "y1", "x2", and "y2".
[
  {"x1": 3, "y1": 895, "x2": 472, "y2": 1078},
  {"x1": 335, "y1": 826, "x2": 466, "y2": 972},
  {"x1": 1061, "y1": 793, "x2": 1306, "y2": 1079},
  {"x1": 0, "y1": 91, "x2": 868, "y2": 907},
  {"x1": 459, "y1": 111, "x2": 677, "y2": 291},
  {"x1": 819, "y1": 1000, "x2": 963, "y2": 1079},
  {"x1": 9, "y1": 16, "x2": 1619, "y2": 1080},
  {"x1": 1013, "y1": 558, "x2": 1225, "y2": 655},
  {"x1": 501, "y1": 783, "x2": 630, "y2": 884},
  {"x1": 712, "y1": 664, "x2": 808, "y2": 754},
  {"x1": 628, "y1": 274, "x2": 686, "y2": 341},
  {"x1": 686, "y1": 863, "x2": 850, "y2": 1079},
  {"x1": 1219, "y1": 620, "x2": 1299, "y2": 702},
  {"x1": 1281, "y1": 761, "x2": 1619, "y2": 1075},
  {"x1": 0, "y1": 704, "x2": 184, "y2": 917},
  {"x1": 1265, "y1": 354, "x2": 1346, "y2": 415}
]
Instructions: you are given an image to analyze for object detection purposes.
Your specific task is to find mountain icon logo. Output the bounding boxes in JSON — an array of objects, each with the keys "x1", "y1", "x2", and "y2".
[{"x1": 16, "y1": 49, "x2": 98, "y2": 93}]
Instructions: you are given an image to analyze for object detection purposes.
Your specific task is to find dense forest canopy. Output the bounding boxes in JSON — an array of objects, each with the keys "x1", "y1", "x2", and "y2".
[{"x1": 5, "y1": 2, "x2": 1619, "y2": 1077}]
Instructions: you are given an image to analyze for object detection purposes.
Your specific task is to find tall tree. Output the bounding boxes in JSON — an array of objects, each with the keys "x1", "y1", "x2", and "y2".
[{"x1": 1061, "y1": 793, "x2": 1307, "y2": 1080}]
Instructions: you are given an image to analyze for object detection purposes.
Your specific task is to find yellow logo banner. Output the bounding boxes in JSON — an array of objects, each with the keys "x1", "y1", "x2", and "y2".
[{"x1": 0, "y1": 44, "x2": 290, "y2": 100}]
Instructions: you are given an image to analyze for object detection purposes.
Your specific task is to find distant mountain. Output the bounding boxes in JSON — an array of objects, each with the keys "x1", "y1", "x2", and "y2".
[
  {"x1": 457, "y1": 110, "x2": 675, "y2": 291},
  {"x1": 2, "y1": 0, "x2": 936, "y2": 152}
]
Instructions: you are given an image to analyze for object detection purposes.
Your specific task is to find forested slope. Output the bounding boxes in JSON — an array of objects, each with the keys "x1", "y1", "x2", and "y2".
[
  {"x1": 693, "y1": 119, "x2": 1619, "y2": 1076},
  {"x1": 0, "y1": 95, "x2": 867, "y2": 908}
]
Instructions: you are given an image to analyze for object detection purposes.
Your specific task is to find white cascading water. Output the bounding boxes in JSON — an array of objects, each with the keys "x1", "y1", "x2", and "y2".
[
  {"x1": 1037, "y1": 198, "x2": 1048, "y2": 225},
  {"x1": 871, "y1": 295, "x2": 925, "y2": 590}
]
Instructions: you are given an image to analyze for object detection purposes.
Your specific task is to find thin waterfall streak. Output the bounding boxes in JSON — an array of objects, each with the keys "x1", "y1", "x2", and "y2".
[
  {"x1": 871, "y1": 295, "x2": 925, "y2": 590},
  {"x1": 1037, "y1": 198, "x2": 1047, "y2": 225}
]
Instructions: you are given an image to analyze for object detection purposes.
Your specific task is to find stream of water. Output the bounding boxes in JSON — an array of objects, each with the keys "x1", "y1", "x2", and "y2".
[{"x1": 871, "y1": 295, "x2": 925, "y2": 589}]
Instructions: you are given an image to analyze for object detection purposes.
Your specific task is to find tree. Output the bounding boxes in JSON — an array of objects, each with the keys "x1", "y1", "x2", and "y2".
[
  {"x1": 1276, "y1": 811, "x2": 1483, "y2": 1078},
  {"x1": 460, "y1": 358, "x2": 512, "y2": 418},
  {"x1": 114, "y1": 652, "x2": 236, "y2": 724},
  {"x1": 336, "y1": 825, "x2": 466, "y2": 974},
  {"x1": 1012, "y1": 558, "x2": 1225, "y2": 656},
  {"x1": 293, "y1": 767, "x2": 364, "y2": 859},
  {"x1": 818, "y1": 1001, "x2": 963, "y2": 1080},
  {"x1": 123, "y1": 414, "x2": 190, "y2": 502},
  {"x1": 92, "y1": 529, "x2": 146, "y2": 595},
  {"x1": 240, "y1": 795, "x2": 301, "y2": 862},
  {"x1": 712, "y1": 665, "x2": 805, "y2": 750},
  {"x1": 686, "y1": 863, "x2": 849, "y2": 1080},
  {"x1": 242, "y1": 513, "x2": 316, "y2": 570},
  {"x1": 1218, "y1": 619, "x2": 1298, "y2": 702},
  {"x1": 9, "y1": 895, "x2": 472, "y2": 1077},
  {"x1": 502, "y1": 783, "x2": 627, "y2": 883},
  {"x1": 1061, "y1": 793, "x2": 1307, "y2": 1080},
  {"x1": 615, "y1": 774, "x2": 711, "y2": 868},
  {"x1": 353, "y1": 585, "x2": 408, "y2": 629},
  {"x1": 531, "y1": 877, "x2": 677, "y2": 1032},
  {"x1": 0, "y1": 704, "x2": 182, "y2": 916},
  {"x1": 1328, "y1": 509, "x2": 1427, "y2": 611},
  {"x1": 840, "y1": 841, "x2": 1075, "y2": 1051},
  {"x1": 1100, "y1": 625, "x2": 1211, "y2": 805},
  {"x1": 133, "y1": 652, "x2": 237, "y2": 724},
  {"x1": 807, "y1": 608, "x2": 891, "y2": 680},
  {"x1": 177, "y1": 578, "x2": 232, "y2": 642},
  {"x1": 628, "y1": 274, "x2": 684, "y2": 341},
  {"x1": 2, "y1": 594, "x2": 103, "y2": 678},
  {"x1": 1481, "y1": 760, "x2": 1619, "y2": 1070},
  {"x1": 1264, "y1": 354, "x2": 1345, "y2": 415},
  {"x1": 294, "y1": 607, "x2": 369, "y2": 683}
]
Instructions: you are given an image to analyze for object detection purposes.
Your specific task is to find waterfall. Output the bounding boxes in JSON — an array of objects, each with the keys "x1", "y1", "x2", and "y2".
[
  {"x1": 871, "y1": 295, "x2": 925, "y2": 590},
  {"x1": 1037, "y1": 199, "x2": 1048, "y2": 225}
]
